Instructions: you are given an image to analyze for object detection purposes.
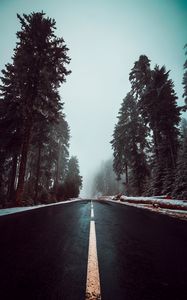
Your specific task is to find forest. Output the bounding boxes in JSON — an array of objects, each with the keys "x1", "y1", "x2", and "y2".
[
  {"x1": 0, "y1": 12, "x2": 186, "y2": 207},
  {"x1": 110, "y1": 53, "x2": 187, "y2": 199},
  {"x1": 0, "y1": 12, "x2": 82, "y2": 208},
  {"x1": 92, "y1": 52, "x2": 187, "y2": 199}
]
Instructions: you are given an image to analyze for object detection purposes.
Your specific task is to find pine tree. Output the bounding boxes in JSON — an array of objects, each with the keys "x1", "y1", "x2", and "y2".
[
  {"x1": 144, "y1": 66, "x2": 180, "y2": 164},
  {"x1": 172, "y1": 119, "x2": 187, "y2": 199},
  {"x1": 129, "y1": 55, "x2": 180, "y2": 195},
  {"x1": 183, "y1": 44, "x2": 187, "y2": 106},
  {"x1": 0, "y1": 63, "x2": 23, "y2": 205},
  {"x1": 53, "y1": 112, "x2": 70, "y2": 187},
  {"x1": 111, "y1": 93, "x2": 149, "y2": 195},
  {"x1": 150, "y1": 161, "x2": 164, "y2": 196},
  {"x1": 129, "y1": 55, "x2": 151, "y2": 100},
  {"x1": 0, "y1": 12, "x2": 71, "y2": 205},
  {"x1": 63, "y1": 156, "x2": 82, "y2": 199},
  {"x1": 22, "y1": 109, "x2": 70, "y2": 204}
]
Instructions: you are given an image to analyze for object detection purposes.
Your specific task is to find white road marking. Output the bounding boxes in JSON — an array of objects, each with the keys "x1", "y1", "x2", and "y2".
[
  {"x1": 86, "y1": 202, "x2": 101, "y2": 300},
  {"x1": 91, "y1": 208, "x2": 93, "y2": 217}
]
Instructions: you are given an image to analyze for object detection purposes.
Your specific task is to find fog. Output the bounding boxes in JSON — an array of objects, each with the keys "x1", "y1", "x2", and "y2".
[{"x1": 0, "y1": 0, "x2": 186, "y2": 197}]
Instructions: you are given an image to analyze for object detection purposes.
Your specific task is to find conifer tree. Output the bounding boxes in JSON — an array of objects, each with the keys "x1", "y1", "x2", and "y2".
[
  {"x1": 111, "y1": 93, "x2": 149, "y2": 195},
  {"x1": 183, "y1": 44, "x2": 187, "y2": 106},
  {"x1": 129, "y1": 55, "x2": 151, "y2": 100},
  {"x1": 143, "y1": 66, "x2": 180, "y2": 165},
  {"x1": 63, "y1": 156, "x2": 82, "y2": 199},
  {"x1": 129, "y1": 56, "x2": 180, "y2": 195},
  {"x1": 0, "y1": 12, "x2": 71, "y2": 205},
  {"x1": 0, "y1": 63, "x2": 23, "y2": 204},
  {"x1": 19, "y1": 108, "x2": 70, "y2": 204},
  {"x1": 112, "y1": 55, "x2": 181, "y2": 196},
  {"x1": 172, "y1": 119, "x2": 187, "y2": 199}
]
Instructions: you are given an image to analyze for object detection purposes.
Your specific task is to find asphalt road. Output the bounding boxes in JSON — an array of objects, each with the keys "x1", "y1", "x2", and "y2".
[
  {"x1": 94, "y1": 200, "x2": 187, "y2": 300},
  {"x1": 0, "y1": 200, "x2": 90, "y2": 300},
  {"x1": 0, "y1": 199, "x2": 187, "y2": 300}
]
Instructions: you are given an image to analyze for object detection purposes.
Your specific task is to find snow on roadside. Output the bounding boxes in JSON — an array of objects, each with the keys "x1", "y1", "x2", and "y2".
[
  {"x1": 98, "y1": 195, "x2": 187, "y2": 220},
  {"x1": 120, "y1": 196, "x2": 187, "y2": 210},
  {"x1": 0, "y1": 198, "x2": 82, "y2": 216},
  {"x1": 125, "y1": 202, "x2": 187, "y2": 221}
]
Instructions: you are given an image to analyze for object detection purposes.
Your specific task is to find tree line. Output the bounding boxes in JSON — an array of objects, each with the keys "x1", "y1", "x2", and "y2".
[
  {"x1": 0, "y1": 12, "x2": 82, "y2": 207},
  {"x1": 91, "y1": 159, "x2": 120, "y2": 197},
  {"x1": 111, "y1": 51, "x2": 187, "y2": 199}
]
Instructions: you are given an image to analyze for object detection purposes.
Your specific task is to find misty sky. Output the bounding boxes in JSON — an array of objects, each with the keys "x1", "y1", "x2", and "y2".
[{"x1": 0, "y1": 0, "x2": 186, "y2": 196}]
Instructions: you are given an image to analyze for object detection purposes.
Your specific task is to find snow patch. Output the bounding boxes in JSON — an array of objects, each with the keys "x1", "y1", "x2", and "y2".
[
  {"x1": 0, "y1": 198, "x2": 82, "y2": 216},
  {"x1": 98, "y1": 195, "x2": 187, "y2": 220}
]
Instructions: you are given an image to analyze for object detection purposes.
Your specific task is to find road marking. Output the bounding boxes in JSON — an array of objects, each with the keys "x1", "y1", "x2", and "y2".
[
  {"x1": 91, "y1": 207, "x2": 94, "y2": 218},
  {"x1": 86, "y1": 202, "x2": 101, "y2": 300}
]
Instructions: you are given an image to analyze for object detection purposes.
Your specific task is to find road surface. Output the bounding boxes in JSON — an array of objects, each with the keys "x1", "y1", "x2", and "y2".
[{"x1": 0, "y1": 199, "x2": 187, "y2": 299}]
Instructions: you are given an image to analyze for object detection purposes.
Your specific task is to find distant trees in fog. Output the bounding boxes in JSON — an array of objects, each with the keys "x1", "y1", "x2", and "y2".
[
  {"x1": 0, "y1": 12, "x2": 82, "y2": 207},
  {"x1": 56, "y1": 156, "x2": 82, "y2": 200},
  {"x1": 91, "y1": 159, "x2": 120, "y2": 197},
  {"x1": 111, "y1": 53, "x2": 187, "y2": 199}
]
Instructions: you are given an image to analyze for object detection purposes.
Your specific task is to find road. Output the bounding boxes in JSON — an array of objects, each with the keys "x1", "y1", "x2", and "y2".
[{"x1": 0, "y1": 199, "x2": 187, "y2": 300}]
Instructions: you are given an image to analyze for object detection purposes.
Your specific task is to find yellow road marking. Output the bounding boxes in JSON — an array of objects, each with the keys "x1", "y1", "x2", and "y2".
[{"x1": 85, "y1": 202, "x2": 101, "y2": 300}]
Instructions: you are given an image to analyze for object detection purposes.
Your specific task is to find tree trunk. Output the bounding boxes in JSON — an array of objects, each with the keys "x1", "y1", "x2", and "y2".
[
  {"x1": 8, "y1": 154, "x2": 18, "y2": 203},
  {"x1": 153, "y1": 127, "x2": 159, "y2": 159},
  {"x1": 55, "y1": 143, "x2": 61, "y2": 188},
  {"x1": 16, "y1": 121, "x2": 31, "y2": 206},
  {"x1": 34, "y1": 142, "x2": 42, "y2": 204},
  {"x1": 125, "y1": 162, "x2": 129, "y2": 184},
  {"x1": 169, "y1": 140, "x2": 176, "y2": 169}
]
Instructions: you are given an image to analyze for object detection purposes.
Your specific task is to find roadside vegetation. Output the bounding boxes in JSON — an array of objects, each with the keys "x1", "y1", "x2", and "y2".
[
  {"x1": 111, "y1": 51, "x2": 187, "y2": 200},
  {"x1": 0, "y1": 12, "x2": 82, "y2": 207},
  {"x1": 0, "y1": 11, "x2": 186, "y2": 206}
]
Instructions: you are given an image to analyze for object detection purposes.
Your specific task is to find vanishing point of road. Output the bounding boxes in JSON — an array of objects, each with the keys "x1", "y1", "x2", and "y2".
[{"x1": 0, "y1": 199, "x2": 187, "y2": 300}]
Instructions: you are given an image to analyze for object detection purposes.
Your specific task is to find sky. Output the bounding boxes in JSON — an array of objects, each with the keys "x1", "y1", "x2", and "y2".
[{"x1": 0, "y1": 0, "x2": 186, "y2": 196}]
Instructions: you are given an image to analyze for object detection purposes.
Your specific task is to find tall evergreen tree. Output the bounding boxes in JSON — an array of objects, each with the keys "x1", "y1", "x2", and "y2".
[
  {"x1": 16, "y1": 108, "x2": 70, "y2": 204},
  {"x1": 143, "y1": 66, "x2": 180, "y2": 165},
  {"x1": 172, "y1": 119, "x2": 187, "y2": 199},
  {"x1": 111, "y1": 93, "x2": 149, "y2": 195},
  {"x1": 129, "y1": 56, "x2": 180, "y2": 195},
  {"x1": 53, "y1": 112, "x2": 70, "y2": 187},
  {"x1": 0, "y1": 63, "x2": 23, "y2": 204},
  {"x1": 129, "y1": 55, "x2": 151, "y2": 100},
  {"x1": 0, "y1": 12, "x2": 71, "y2": 205},
  {"x1": 63, "y1": 156, "x2": 82, "y2": 199},
  {"x1": 112, "y1": 55, "x2": 181, "y2": 196},
  {"x1": 143, "y1": 66, "x2": 180, "y2": 194},
  {"x1": 183, "y1": 44, "x2": 187, "y2": 106}
]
